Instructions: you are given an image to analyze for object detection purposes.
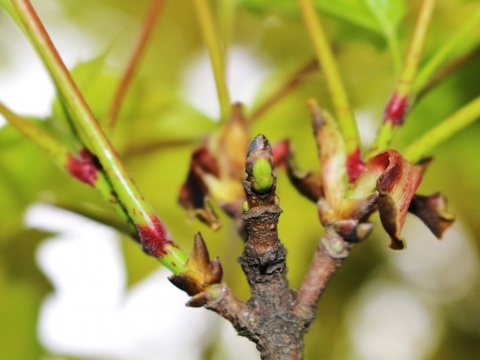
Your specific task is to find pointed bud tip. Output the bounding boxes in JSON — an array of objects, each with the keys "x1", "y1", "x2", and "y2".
[
  {"x1": 389, "y1": 237, "x2": 406, "y2": 250},
  {"x1": 205, "y1": 257, "x2": 223, "y2": 285},
  {"x1": 384, "y1": 92, "x2": 408, "y2": 126},
  {"x1": 168, "y1": 274, "x2": 204, "y2": 296},
  {"x1": 307, "y1": 99, "x2": 324, "y2": 132},
  {"x1": 190, "y1": 232, "x2": 210, "y2": 269},
  {"x1": 247, "y1": 134, "x2": 271, "y2": 158}
]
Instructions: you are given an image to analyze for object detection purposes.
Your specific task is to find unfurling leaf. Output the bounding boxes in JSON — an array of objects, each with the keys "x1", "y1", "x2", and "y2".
[
  {"x1": 310, "y1": 100, "x2": 347, "y2": 206},
  {"x1": 365, "y1": 150, "x2": 423, "y2": 249},
  {"x1": 216, "y1": 103, "x2": 250, "y2": 180},
  {"x1": 409, "y1": 193, "x2": 455, "y2": 238},
  {"x1": 271, "y1": 139, "x2": 291, "y2": 167},
  {"x1": 178, "y1": 104, "x2": 249, "y2": 229},
  {"x1": 178, "y1": 146, "x2": 222, "y2": 229},
  {"x1": 286, "y1": 150, "x2": 324, "y2": 202}
]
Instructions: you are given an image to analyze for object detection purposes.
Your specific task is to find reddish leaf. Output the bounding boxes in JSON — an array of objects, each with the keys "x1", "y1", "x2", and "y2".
[
  {"x1": 286, "y1": 151, "x2": 323, "y2": 202},
  {"x1": 365, "y1": 150, "x2": 423, "y2": 249},
  {"x1": 178, "y1": 146, "x2": 221, "y2": 229},
  {"x1": 409, "y1": 193, "x2": 455, "y2": 238},
  {"x1": 178, "y1": 104, "x2": 249, "y2": 229},
  {"x1": 309, "y1": 101, "x2": 347, "y2": 206},
  {"x1": 271, "y1": 139, "x2": 291, "y2": 167},
  {"x1": 346, "y1": 146, "x2": 366, "y2": 183}
]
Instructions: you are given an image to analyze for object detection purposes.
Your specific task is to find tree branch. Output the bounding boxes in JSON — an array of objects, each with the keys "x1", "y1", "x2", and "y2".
[
  {"x1": 294, "y1": 228, "x2": 348, "y2": 323},
  {"x1": 250, "y1": 59, "x2": 318, "y2": 122}
]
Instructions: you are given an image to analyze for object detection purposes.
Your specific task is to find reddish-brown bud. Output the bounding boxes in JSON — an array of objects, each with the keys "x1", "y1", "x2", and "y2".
[{"x1": 66, "y1": 148, "x2": 99, "y2": 186}]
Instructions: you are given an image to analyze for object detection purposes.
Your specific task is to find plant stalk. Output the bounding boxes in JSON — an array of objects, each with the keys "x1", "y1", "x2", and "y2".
[
  {"x1": 11, "y1": 0, "x2": 187, "y2": 272},
  {"x1": 298, "y1": 0, "x2": 361, "y2": 172},
  {"x1": 193, "y1": 0, "x2": 231, "y2": 121},
  {"x1": 403, "y1": 96, "x2": 480, "y2": 163},
  {"x1": 106, "y1": 0, "x2": 165, "y2": 132},
  {"x1": 368, "y1": 0, "x2": 436, "y2": 157}
]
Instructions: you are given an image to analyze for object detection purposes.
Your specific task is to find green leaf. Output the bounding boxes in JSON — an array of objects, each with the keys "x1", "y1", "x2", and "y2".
[
  {"x1": 0, "y1": 228, "x2": 53, "y2": 359},
  {"x1": 239, "y1": 0, "x2": 402, "y2": 35},
  {"x1": 363, "y1": 0, "x2": 405, "y2": 69},
  {"x1": 51, "y1": 54, "x2": 216, "y2": 152},
  {"x1": 0, "y1": 124, "x2": 53, "y2": 241},
  {"x1": 363, "y1": 0, "x2": 406, "y2": 36},
  {"x1": 50, "y1": 53, "x2": 118, "y2": 137}
]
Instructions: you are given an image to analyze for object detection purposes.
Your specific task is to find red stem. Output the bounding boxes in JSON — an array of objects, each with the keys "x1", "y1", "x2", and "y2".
[{"x1": 106, "y1": 0, "x2": 165, "y2": 132}]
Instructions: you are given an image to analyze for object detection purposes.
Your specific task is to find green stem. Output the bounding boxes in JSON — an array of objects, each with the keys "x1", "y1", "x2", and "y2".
[
  {"x1": 217, "y1": 0, "x2": 235, "y2": 52},
  {"x1": 297, "y1": 0, "x2": 361, "y2": 161},
  {"x1": 193, "y1": 0, "x2": 231, "y2": 122},
  {"x1": 0, "y1": 0, "x2": 21, "y2": 25},
  {"x1": 403, "y1": 96, "x2": 480, "y2": 163},
  {"x1": 250, "y1": 59, "x2": 318, "y2": 122},
  {"x1": 105, "y1": 0, "x2": 165, "y2": 133},
  {"x1": 368, "y1": 0, "x2": 436, "y2": 158},
  {"x1": 45, "y1": 199, "x2": 139, "y2": 240},
  {"x1": 414, "y1": 5, "x2": 480, "y2": 95},
  {"x1": 11, "y1": 0, "x2": 187, "y2": 273},
  {"x1": 386, "y1": 32, "x2": 402, "y2": 76},
  {"x1": 0, "y1": 103, "x2": 69, "y2": 164},
  {"x1": 0, "y1": 103, "x2": 137, "y2": 239},
  {"x1": 415, "y1": 46, "x2": 480, "y2": 103}
]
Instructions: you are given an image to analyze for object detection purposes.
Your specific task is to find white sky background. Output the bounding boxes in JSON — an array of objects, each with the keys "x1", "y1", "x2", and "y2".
[{"x1": 1, "y1": 2, "x2": 479, "y2": 359}]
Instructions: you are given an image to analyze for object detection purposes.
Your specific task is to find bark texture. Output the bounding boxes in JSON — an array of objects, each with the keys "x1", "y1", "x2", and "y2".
[
  {"x1": 196, "y1": 136, "x2": 347, "y2": 359},
  {"x1": 183, "y1": 135, "x2": 352, "y2": 359}
]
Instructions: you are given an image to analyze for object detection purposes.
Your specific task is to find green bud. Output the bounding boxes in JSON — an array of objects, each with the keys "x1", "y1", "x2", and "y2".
[
  {"x1": 242, "y1": 200, "x2": 249, "y2": 212},
  {"x1": 251, "y1": 158, "x2": 273, "y2": 193}
]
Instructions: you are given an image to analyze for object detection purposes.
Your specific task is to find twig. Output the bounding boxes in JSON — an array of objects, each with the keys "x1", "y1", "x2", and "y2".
[
  {"x1": 193, "y1": 0, "x2": 231, "y2": 121},
  {"x1": 250, "y1": 59, "x2": 318, "y2": 122},
  {"x1": 294, "y1": 229, "x2": 347, "y2": 323},
  {"x1": 414, "y1": 5, "x2": 480, "y2": 96},
  {"x1": 106, "y1": 0, "x2": 165, "y2": 132},
  {"x1": 368, "y1": 0, "x2": 436, "y2": 158},
  {"x1": 414, "y1": 46, "x2": 480, "y2": 103},
  {"x1": 217, "y1": 0, "x2": 235, "y2": 52},
  {"x1": 403, "y1": 96, "x2": 480, "y2": 163},
  {"x1": 191, "y1": 135, "x2": 310, "y2": 359},
  {"x1": 123, "y1": 137, "x2": 203, "y2": 158},
  {"x1": 298, "y1": 0, "x2": 362, "y2": 180},
  {"x1": 12, "y1": 0, "x2": 188, "y2": 272},
  {"x1": 0, "y1": 103, "x2": 136, "y2": 236},
  {"x1": 42, "y1": 199, "x2": 138, "y2": 241}
]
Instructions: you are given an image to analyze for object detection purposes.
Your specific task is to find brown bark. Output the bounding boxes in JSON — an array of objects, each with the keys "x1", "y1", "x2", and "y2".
[{"x1": 189, "y1": 135, "x2": 351, "y2": 359}]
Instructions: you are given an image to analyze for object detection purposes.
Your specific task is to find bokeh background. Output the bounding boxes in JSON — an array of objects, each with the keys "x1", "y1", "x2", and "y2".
[{"x1": 0, "y1": 0, "x2": 479, "y2": 359}]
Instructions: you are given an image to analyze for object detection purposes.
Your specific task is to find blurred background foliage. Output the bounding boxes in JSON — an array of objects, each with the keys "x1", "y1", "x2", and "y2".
[{"x1": 0, "y1": 0, "x2": 479, "y2": 359}]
